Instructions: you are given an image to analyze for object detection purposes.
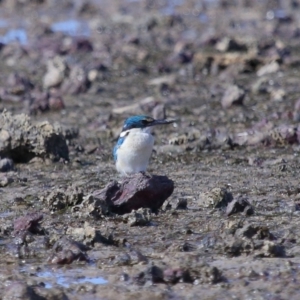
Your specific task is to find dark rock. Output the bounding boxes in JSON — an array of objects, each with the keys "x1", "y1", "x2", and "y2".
[
  {"x1": 180, "y1": 241, "x2": 196, "y2": 252},
  {"x1": 93, "y1": 173, "x2": 174, "y2": 214},
  {"x1": 221, "y1": 85, "x2": 245, "y2": 108},
  {"x1": 14, "y1": 212, "x2": 43, "y2": 235},
  {"x1": 226, "y1": 196, "x2": 254, "y2": 216},
  {"x1": 0, "y1": 110, "x2": 69, "y2": 162},
  {"x1": 48, "y1": 237, "x2": 88, "y2": 264},
  {"x1": 146, "y1": 265, "x2": 165, "y2": 283},
  {"x1": 295, "y1": 201, "x2": 300, "y2": 211},
  {"x1": 120, "y1": 273, "x2": 130, "y2": 282},
  {"x1": 0, "y1": 158, "x2": 14, "y2": 172},
  {"x1": 174, "y1": 197, "x2": 188, "y2": 209}
]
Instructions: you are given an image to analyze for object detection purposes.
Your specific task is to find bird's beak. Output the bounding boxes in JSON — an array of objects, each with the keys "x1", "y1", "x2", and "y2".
[{"x1": 148, "y1": 119, "x2": 176, "y2": 127}]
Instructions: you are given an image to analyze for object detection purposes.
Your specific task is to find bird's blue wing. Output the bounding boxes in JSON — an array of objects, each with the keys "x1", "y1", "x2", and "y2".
[{"x1": 113, "y1": 136, "x2": 125, "y2": 162}]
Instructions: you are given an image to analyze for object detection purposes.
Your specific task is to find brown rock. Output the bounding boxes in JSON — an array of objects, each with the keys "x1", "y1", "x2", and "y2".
[{"x1": 93, "y1": 173, "x2": 174, "y2": 214}]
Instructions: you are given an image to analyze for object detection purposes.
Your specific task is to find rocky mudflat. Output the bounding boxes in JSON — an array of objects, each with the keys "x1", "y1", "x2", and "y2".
[{"x1": 1, "y1": 0, "x2": 300, "y2": 299}]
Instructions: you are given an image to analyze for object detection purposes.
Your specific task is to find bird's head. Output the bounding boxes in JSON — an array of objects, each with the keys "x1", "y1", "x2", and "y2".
[
  {"x1": 121, "y1": 115, "x2": 174, "y2": 132},
  {"x1": 113, "y1": 115, "x2": 174, "y2": 163}
]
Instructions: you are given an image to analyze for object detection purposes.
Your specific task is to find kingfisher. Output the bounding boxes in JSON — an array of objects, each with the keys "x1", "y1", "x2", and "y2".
[{"x1": 113, "y1": 115, "x2": 174, "y2": 176}]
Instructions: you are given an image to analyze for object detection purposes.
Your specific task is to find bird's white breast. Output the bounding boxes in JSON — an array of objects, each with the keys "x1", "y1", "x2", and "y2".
[{"x1": 116, "y1": 128, "x2": 154, "y2": 175}]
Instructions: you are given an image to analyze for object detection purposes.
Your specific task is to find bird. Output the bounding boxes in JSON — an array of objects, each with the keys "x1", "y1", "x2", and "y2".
[{"x1": 113, "y1": 115, "x2": 174, "y2": 176}]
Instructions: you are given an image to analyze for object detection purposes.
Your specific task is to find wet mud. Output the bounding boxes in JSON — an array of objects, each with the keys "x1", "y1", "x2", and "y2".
[{"x1": 1, "y1": 0, "x2": 300, "y2": 299}]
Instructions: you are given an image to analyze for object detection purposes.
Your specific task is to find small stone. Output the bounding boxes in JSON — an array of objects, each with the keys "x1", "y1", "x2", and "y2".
[
  {"x1": 257, "y1": 61, "x2": 280, "y2": 77},
  {"x1": 88, "y1": 69, "x2": 98, "y2": 82},
  {"x1": 199, "y1": 187, "x2": 233, "y2": 208},
  {"x1": 125, "y1": 208, "x2": 152, "y2": 226},
  {"x1": 270, "y1": 88, "x2": 286, "y2": 101},
  {"x1": 152, "y1": 103, "x2": 166, "y2": 120},
  {"x1": 48, "y1": 94, "x2": 65, "y2": 110},
  {"x1": 148, "y1": 75, "x2": 176, "y2": 87},
  {"x1": 43, "y1": 56, "x2": 68, "y2": 89},
  {"x1": 221, "y1": 85, "x2": 245, "y2": 108}
]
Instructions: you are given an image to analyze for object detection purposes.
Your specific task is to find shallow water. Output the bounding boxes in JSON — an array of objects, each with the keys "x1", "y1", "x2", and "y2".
[
  {"x1": 51, "y1": 20, "x2": 90, "y2": 37},
  {"x1": 0, "y1": 28, "x2": 27, "y2": 44},
  {"x1": 36, "y1": 268, "x2": 107, "y2": 288}
]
